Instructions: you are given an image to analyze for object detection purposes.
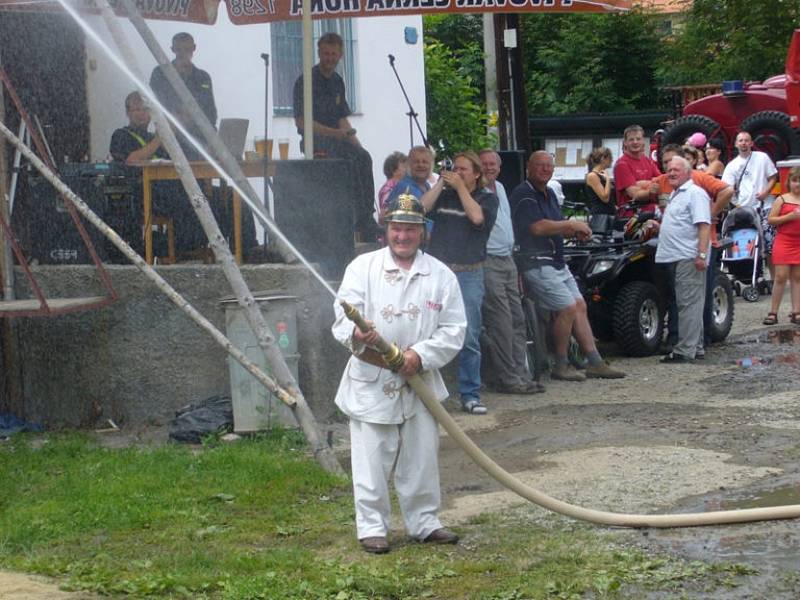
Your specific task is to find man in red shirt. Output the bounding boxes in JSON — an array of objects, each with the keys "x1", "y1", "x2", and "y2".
[{"x1": 613, "y1": 124, "x2": 661, "y2": 218}]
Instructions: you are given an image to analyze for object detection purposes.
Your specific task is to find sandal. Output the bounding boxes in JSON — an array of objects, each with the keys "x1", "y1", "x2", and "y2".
[
  {"x1": 462, "y1": 399, "x2": 488, "y2": 415},
  {"x1": 762, "y1": 313, "x2": 778, "y2": 325},
  {"x1": 791, "y1": 313, "x2": 800, "y2": 325}
]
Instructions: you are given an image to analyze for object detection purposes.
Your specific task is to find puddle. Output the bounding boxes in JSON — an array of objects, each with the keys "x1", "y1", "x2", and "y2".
[
  {"x1": 721, "y1": 482, "x2": 800, "y2": 510},
  {"x1": 704, "y1": 327, "x2": 800, "y2": 398}
]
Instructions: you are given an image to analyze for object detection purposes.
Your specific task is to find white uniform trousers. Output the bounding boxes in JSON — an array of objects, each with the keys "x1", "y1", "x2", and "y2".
[{"x1": 349, "y1": 407, "x2": 443, "y2": 540}]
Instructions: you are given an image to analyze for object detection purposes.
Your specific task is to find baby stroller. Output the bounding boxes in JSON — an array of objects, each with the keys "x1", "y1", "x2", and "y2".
[{"x1": 720, "y1": 206, "x2": 767, "y2": 302}]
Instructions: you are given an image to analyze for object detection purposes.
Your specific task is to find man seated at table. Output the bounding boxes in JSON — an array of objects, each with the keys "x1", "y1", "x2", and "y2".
[
  {"x1": 109, "y1": 91, "x2": 209, "y2": 259},
  {"x1": 110, "y1": 91, "x2": 167, "y2": 164}
]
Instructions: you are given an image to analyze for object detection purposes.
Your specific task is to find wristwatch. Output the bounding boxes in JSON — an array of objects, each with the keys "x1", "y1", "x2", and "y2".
[{"x1": 697, "y1": 252, "x2": 708, "y2": 260}]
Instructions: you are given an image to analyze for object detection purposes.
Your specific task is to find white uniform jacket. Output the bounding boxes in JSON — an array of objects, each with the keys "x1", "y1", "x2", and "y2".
[{"x1": 332, "y1": 247, "x2": 467, "y2": 424}]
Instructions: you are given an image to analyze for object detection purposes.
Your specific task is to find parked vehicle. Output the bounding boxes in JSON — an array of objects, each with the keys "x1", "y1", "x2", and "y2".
[
  {"x1": 519, "y1": 217, "x2": 735, "y2": 371},
  {"x1": 659, "y1": 28, "x2": 800, "y2": 164}
]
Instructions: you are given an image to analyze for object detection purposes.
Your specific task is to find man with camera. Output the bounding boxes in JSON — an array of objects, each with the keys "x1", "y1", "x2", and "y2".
[{"x1": 421, "y1": 152, "x2": 498, "y2": 414}]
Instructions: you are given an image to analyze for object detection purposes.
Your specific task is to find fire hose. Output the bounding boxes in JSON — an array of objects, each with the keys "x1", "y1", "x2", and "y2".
[{"x1": 341, "y1": 300, "x2": 800, "y2": 528}]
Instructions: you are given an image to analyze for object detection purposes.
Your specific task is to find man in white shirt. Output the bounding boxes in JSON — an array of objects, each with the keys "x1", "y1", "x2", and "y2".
[
  {"x1": 655, "y1": 156, "x2": 711, "y2": 363},
  {"x1": 722, "y1": 131, "x2": 778, "y2": 209},
  {"x1": 479, "y1": 149, "x2": 544, "y2": 394},
  {"x1": 722, "y1": 131, "x2": 778, "y2": 278},
  {"x1": 332, "y1": 193, "x2": 466, "y2": 554}
]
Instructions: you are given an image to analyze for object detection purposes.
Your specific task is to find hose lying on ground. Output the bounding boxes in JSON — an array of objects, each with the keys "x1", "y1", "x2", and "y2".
[{"x1": 341, "y1": 300, "x2": 800, "y2": 528}]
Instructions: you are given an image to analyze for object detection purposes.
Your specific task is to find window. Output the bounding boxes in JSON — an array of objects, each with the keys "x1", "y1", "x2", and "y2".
[{"x1": 270, "y1": 19, "x2": 359, "y2": 116}]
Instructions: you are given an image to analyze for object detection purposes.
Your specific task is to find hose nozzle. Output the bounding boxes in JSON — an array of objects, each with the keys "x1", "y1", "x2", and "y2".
[{"x1": 339, "y1": 300, "x2": 405, "y2": 371}]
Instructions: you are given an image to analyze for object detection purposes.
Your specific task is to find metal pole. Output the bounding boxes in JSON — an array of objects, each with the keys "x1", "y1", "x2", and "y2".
[
  {"x1": 302, "y1": 0, "x2": 314, "y2": 158},
  {"x1": 0, "y1": 55, "x2": 14, "y2": 301},
  {"x1": 260, "y1": 52, "x2": 273, "y2": 223}
]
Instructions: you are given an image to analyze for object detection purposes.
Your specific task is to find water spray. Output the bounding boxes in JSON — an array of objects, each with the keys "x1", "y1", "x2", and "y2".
[
  {"x1": 55, "y1": 0, "x2": 336, "y2": 298},
  {"x1": 341, "y1": 299, "x2": 800, "y2": 528}
]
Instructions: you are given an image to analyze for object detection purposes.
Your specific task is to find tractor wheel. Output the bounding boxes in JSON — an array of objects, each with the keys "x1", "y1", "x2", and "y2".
[
  {"x1": 741, "y1": 111, "x2": 800, "y2": 163},
  {"x1": 522, "y1": 297, "x2": 550, "y2": 381},
  {"x1": 707, "y1": 270, "x2": 735, "y2": 343},
  {"x1": 612, "y1": 281, "x2": 664, "y2": 357},
  {"x1": 661, "y1": 115, "x2": 727, "y2": 162}
]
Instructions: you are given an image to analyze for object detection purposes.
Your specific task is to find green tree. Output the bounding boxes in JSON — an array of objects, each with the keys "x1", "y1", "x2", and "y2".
[
  {"x1": 423, "y1": 40, "x2": 495, "y2": 156},
  {"x1": 520, "y1": 11, "x2": 666, "y2": 115},
  {"x1": 658, "y1": 0, "x2": 800, "y2": 85}
]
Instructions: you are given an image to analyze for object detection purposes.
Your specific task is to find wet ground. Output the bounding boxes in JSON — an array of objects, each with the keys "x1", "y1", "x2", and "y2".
[
  {"x1": 430, "y1": 290, "x2": 800, "y2": 598},
  {"x1": 4, "y1": 291, "x2": 800, "y2": 599}
]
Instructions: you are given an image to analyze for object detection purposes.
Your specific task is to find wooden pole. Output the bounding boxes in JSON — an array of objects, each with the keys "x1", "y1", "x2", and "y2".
[{"x1": 99, "y1": 3, "x2": 343, "y2": 475}]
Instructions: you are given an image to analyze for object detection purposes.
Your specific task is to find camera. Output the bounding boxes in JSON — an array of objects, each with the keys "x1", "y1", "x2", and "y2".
[{"x1": 439, "y1": 158, "x2": 453, "y2": 172}]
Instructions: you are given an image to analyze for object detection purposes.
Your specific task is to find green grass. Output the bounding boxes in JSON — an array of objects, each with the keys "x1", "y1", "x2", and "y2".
[{"x1": 0, "y1": 431, "x2": 756, "y2": 599}]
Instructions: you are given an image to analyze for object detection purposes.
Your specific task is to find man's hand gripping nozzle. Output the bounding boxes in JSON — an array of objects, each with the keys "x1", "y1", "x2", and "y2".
[{"x1": 339, "y1": 300, "x2": 405, "y2": 371}]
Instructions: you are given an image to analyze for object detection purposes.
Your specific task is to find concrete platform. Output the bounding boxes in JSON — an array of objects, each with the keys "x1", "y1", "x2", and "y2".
[{"x1": 0, "y1": 264, "x2": 348, "y2": 428}]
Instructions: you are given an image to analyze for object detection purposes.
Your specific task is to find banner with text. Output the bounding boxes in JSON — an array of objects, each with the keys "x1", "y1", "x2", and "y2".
[{"x1": 226, "y1": 0, "x2": 631, "y2": 25}]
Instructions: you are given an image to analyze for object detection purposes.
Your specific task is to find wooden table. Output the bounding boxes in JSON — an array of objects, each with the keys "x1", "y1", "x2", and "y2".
[{"x1": 139, "y1": 159, "x2": 274, "y2": 264}]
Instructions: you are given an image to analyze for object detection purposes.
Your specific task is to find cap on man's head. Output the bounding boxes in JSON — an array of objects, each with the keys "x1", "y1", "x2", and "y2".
[{"x1": 384, "y1": 191, "x2": 425, "y2": 224}]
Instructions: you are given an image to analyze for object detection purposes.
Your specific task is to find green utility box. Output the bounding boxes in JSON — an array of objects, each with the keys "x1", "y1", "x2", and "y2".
[{"x1": 221, "y1": 292, "x2": 299, "y2": 432}]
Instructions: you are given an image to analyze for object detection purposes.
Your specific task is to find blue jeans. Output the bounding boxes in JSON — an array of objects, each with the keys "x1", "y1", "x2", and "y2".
[{"x1": 456, "y1": 268, "x2": 485, "y2": 404}]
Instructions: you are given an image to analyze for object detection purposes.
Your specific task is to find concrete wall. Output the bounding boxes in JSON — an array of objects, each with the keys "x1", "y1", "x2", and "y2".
[{"x1": 7, "y1": 265, "x2": 349, "y2": 428}]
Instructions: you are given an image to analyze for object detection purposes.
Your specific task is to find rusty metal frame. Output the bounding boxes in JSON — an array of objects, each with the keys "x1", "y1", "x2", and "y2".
[{"x1": 0, "y1": 66, "x2": 118, "y2": 316}]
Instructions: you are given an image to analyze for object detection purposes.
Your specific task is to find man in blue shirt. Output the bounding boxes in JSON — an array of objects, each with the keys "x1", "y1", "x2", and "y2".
[{"x1": 511, "y1": 151, "x2": 625, "y2": 382}]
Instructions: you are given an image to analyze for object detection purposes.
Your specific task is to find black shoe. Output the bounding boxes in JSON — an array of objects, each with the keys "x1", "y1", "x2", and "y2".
[
  {"x1": 661, "y1": 353, "x2": 693, "y2": 364},
  {"x1": 659, "y1": 343, "x2": 674, "y2": 355},
  {"x1": 423, "y1": 528, "x2": 459, "y2": 545}
]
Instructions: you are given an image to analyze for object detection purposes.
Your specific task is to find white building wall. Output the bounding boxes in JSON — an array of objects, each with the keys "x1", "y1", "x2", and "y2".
[{"x1": 83, "y1": 12, "x2": 426, "y2": 217}]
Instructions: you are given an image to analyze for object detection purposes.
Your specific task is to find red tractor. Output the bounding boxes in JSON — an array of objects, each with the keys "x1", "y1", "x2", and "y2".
[{"x1": 659, "y1": 28, "x2": 800, "y2": 164}]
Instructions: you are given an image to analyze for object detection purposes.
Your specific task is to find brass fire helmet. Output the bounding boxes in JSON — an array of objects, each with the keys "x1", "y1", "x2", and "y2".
[{"x1": 384, "y1": 190, "x2": 426, "y2": 224}]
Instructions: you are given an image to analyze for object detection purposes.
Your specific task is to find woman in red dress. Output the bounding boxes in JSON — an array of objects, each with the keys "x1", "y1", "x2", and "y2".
[{"x1": 765, "y1": 167, "x2": 800, "y2": 325}]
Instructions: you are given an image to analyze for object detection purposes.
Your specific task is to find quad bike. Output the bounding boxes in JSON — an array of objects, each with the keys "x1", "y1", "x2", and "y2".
[{"x1": 518, "y1": 213, "x2": 735, "y2": 367}]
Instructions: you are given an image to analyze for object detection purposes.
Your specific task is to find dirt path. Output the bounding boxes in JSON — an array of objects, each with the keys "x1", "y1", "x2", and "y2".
[
  {"x1": 431, "y1": 291, "x2": 800, "y2": 597},
  {"x1": 0, "y1": 572, "x2": 99, "y2": 600}
]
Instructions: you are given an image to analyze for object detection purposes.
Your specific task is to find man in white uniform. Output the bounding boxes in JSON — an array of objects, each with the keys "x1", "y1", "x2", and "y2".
[{"x1": 332, "y1": 193, "x2": 467, "y2": 554}]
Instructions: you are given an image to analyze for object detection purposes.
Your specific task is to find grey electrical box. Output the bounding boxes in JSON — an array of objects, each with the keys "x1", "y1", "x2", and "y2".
[{"x1": 221, "y1": 292, "x2": 299, "y2": 432}]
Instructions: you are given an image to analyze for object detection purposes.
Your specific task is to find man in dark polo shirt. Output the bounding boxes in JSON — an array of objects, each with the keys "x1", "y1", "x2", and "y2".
[
  {"x1": 293, "y1": 32, "x2": 378, "y2": 241},
  {"x1": 109, "y1": 91, "x2": 167, "y2": 164},
  {"x1": 421, "y1": 152, "x2": 498, "y2": 415},
  {"x1": 150, "y1": 32, "x2": 217, "y2": 160},
  {"x1": 511, "y1": 151, "x2": 624, "y2": 382}
]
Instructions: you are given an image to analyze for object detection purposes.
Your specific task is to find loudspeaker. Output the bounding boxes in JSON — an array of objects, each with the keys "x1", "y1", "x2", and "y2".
[
  {"x1": 26, "y1": 175, "x2": 109, "y2": 264},
  {"x1": 497, "y1": 150, "x2": 527, "y2": 195},
  {"x1": 272, "y1": 159, "x2": 356, "y2": 279}
]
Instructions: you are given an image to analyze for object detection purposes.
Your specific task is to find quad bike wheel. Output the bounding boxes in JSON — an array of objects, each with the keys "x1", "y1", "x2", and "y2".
[
  {"x1": 707, "y1": 270, "x2": 735, "y2": 343},
  {"x1": 742, "y1": 285, "x2": 760, "y2": 302},
  {"x1": 612, "y1": 281, "x2": 664, "y2": 356}
]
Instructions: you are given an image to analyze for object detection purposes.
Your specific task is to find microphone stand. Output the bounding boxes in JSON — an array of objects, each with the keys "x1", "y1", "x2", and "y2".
[{"x1": 388, "y1": 54, "x2": 428, "y2": 149}]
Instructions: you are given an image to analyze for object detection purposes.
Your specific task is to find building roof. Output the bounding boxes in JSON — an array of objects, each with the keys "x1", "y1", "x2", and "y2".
[{"x1": 635, "y1": 0, "x2": 691, "y2": 14}]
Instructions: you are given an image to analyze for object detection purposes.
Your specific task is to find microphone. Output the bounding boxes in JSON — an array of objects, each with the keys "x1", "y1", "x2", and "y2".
[{"x1": 388, "y1": 54, "x2": 395, "y2": 65}]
